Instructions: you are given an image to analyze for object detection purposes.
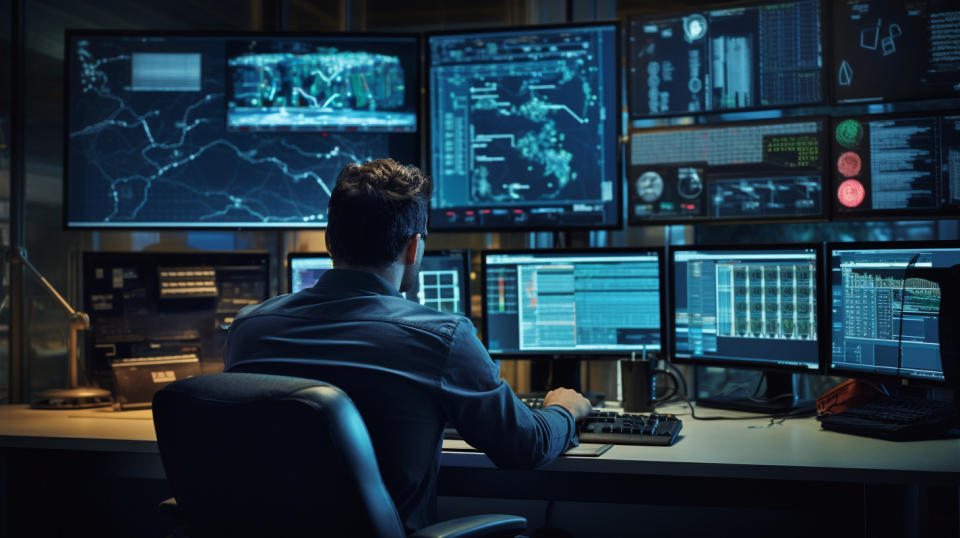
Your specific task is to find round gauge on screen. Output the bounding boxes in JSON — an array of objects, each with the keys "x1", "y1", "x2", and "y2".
[
  {"x1": 837, "y1": 178, "x2": 866, "y2": 208},
  {"x1": 635, "y1": 171, "x2": 664, "y2": 202}
]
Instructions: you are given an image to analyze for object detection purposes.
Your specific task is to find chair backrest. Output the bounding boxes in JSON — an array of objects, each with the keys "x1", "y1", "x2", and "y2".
[{"x1": 152, "y1": 372, "x2": 406, "y2": 538}]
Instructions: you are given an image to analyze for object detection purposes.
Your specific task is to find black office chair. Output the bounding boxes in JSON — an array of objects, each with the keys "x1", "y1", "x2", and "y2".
[{"x1": 152, "y1": 372, "x2": 526, "y2": 538}]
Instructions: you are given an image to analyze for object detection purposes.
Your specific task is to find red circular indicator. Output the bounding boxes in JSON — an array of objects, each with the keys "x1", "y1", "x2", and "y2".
[
  {"x1": 837, "y1": 151, "x2": 862, "y2": 178},
  {"x1": 838, "y1": 179, "x2": 866, "y2": 208}
]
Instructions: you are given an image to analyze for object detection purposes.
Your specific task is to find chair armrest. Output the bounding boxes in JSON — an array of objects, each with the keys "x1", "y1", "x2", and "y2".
[
  {"x1": 410, "y1": 514, "x2": 527, "y2": 538},
  {"x1": 158, "y1": 497, "x2": 179, "y2": 514}
]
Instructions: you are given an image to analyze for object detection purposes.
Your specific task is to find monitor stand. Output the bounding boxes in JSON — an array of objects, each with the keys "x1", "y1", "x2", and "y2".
[{"x1": 697, "y1": 371, "x2": 814, "y2": 415}]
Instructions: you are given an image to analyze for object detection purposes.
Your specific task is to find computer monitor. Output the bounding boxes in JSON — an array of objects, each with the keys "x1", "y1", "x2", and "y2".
[
  {"x1": 628, "y1": 0, "x2": 824, "y2": 117},
  {"x1": 831, "y1": 112, "x2": 960, "y2": 218},
  {"x1": 670, "y1": 244, "x2": 822, "y2": 413},
  {"x1": 832, "y1": 0, "x2": 960, "y2": 105},
  {"x1": 427, "y1": 23, "x2": 621, "y2": 231},
  {"x1": 482, "y1": 249, "x2": 664, "y2": 357},
  {"x1": 65, "y1": 30, "x2": 420, "y2": 229},
  {"x1": 82, "y1": 251, "x2": 270, "y2": 386},
  {"x1": 286, "y1": 250, "x2": 472, "y2": 316},
  {"x1": 628, "y1": 117, "x2": 828, "y2": 223},
  {"x1": 827, "y1": 242, "x2": 960, "y2": 385}
]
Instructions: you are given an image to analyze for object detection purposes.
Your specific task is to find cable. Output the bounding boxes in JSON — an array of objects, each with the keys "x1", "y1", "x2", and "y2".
[{"x1": 670, "y1": 389, "x2": 815, "y2": 421}]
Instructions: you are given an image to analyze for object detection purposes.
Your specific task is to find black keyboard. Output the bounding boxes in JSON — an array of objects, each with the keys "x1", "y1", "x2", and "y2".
[
  {"x1": 579, "y1": 410, "x2": 683, "y2": 446},
  {"x1": 819, "y1": 397, "x2": 957, "y2": 441}
]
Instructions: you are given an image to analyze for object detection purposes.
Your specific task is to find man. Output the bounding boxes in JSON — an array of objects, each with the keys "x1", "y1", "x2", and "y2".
[{"x1": 224, "y1": 159, "x2": 591, "y2": 532}]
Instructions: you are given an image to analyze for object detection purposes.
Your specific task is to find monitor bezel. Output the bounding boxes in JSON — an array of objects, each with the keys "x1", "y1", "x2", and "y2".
[
  {"x1": 668, "y1": 242, "x2": 825, "y2": 373},
  {"x1": 425, "y1": 21, "x2": 624, "y2": 233},
  {"x1": 824, "y1": 239, "x2": 960, "y2": 386},
  {"x1": 480, "y1": 246, "x2": 666, "y2": 358},
  {"x1": 625, "y1": 0, "x2": 827, "y2": 120},
  {"x1": 828, "y1": 111, "x2": 960, "y2": 221},
  {"x1": 626, "y1": 115, "x2": 831, "y2": 225},
  {"x1": 62, "y1": 29, "x2": 423, "y2": 231},
  {"x1": 285, "y1": 249, "x2": 472, "y2": 317}
]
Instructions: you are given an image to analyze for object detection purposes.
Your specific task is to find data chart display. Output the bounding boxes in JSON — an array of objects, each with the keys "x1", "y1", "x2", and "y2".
[
  {"x1": 483, "y1": 249, "x2": 663, "y2": 356},
  {"x1": 832, "y1": 0, "x2": 960, "y2": 104},
  {"x1": 828, "y1": 244, "x2": 960, "y2": 382},
  {"x1": 629, "y1": 118, "x2": 827, "y2": 223},
  {"x1": 428, "y1": 24, "x2": 621, "y2": 230},
  {"x1": 65, "y1": 32, "x2": 419, "y2": 229},
  {"x1": 629, "y1": 0, "x2": 823, "y2": 117},
  {"x1": 830, "y1": 113, "x2": 960, "y2": 218},
  {"x1": 671, "y1": 246, "x2": 821, "y2": 371}
]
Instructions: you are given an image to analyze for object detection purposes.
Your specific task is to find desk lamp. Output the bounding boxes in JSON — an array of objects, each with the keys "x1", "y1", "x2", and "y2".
[{"x1": 7, "y1": 248, "x2": 112, "y2": 408}]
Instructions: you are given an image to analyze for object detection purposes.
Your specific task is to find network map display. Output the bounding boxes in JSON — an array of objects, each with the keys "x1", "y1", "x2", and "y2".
[
  {"x1": 831, "y1": 113, "x2": 960, "y2": 217},
  {"x1": 483, "y1": 250, "x2": 662, "y2": 356},
  {"x1": 829, "y1": 245, "x2": 960, "y2": 382},
  {"x1": 832, "y1": 0, "x2": 960, "y2": 104},
  {"x1": 629, "y1": 118, "x2": 827, "y2": 223},
  {"x1": 287, "y1": 251, "x2": 470, "y2": 315},
  {"x1": 428, "y1": 24, "x2": 620, "y2": 230},
  {"x1": 628, "y1": 0, "x2": 823, "y2": 117},
  {"x1": 671, "y1": 247, "x2": 820, "y2": 371},
  {"x1": 66, "y1": 32, "x2": 419, "y2": 229}
]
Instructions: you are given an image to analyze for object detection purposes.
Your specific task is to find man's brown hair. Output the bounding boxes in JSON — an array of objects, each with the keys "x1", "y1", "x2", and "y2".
[{"x1": 326, "y1": 159, "x2": 432, "y2": 268}]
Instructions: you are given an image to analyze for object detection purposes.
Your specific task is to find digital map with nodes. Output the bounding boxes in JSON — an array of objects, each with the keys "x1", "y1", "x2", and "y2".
[{"x1": 67, "y1": 35, "x2": 416, "y2": 228}]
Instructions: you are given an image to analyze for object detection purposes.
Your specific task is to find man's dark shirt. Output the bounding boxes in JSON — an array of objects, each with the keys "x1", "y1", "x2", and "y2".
[{"x1": 224, "y1": 269, "x2": 576, "y2": 531}]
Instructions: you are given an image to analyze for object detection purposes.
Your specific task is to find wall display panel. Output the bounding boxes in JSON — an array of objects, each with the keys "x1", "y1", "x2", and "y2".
[
  {"x1": 628, "y1": 117, "x2": 827, "y2": 224},
  {"x1": 65, "y1": 31, "x2": 420, "y2": 229},
  {"x1": 428, "y1": 23, "x2": 621, "y2": 231},
  {"x1": 830, "y1": 112, "x2": 960, "y2": 218},
  {"x1": 832, "y1": 0, "x2": 960, "y2": 105},
  {"x1": 628, "y1": 0, "x2": 823, "y2": 117}
]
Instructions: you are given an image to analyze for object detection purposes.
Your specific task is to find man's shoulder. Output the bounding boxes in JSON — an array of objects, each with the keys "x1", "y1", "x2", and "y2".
[{"x1": 233, "y1": 290, "x2": 471, "y2": 343}]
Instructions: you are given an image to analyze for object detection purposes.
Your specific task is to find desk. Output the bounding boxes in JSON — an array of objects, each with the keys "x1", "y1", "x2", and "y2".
[{"x1": 1, "y1": 404, "x2": 958, "y2": 537}]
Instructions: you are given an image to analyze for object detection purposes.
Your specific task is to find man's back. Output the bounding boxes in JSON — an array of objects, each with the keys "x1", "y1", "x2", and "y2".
[{"x1": 224, "y1": 269, "x2": 576, "y2": 532}]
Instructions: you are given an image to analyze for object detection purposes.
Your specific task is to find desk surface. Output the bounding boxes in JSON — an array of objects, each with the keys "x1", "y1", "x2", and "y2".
[{"x1": 1, "y1": 404, "x2": 958, "y2": 485}]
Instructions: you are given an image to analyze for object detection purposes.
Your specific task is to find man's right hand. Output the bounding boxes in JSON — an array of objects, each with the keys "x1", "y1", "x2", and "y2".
[{"x1": 542, "y1": 387, "x2": 592, "y2": 422}]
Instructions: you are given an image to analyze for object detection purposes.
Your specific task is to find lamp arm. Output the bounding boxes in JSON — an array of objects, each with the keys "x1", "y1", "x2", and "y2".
[{"x1": 8, "y1": 247, "x2": 89, "y2": 328}]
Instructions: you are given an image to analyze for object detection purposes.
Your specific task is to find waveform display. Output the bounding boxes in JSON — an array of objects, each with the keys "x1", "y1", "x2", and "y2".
[{"x1": 226, "y1": 44, "x2": 415, "y2": 131}]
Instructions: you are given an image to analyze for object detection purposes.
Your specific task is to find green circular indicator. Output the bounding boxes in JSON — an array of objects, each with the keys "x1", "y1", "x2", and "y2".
[{"x1": 835, "y1": 119, "x2": 864, "y2": 149}]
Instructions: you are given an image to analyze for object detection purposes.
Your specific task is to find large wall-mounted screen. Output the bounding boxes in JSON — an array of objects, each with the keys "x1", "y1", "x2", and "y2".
[
  {"x1": 65, "y1": 31, "x2": 420, "y2": 229},
  {"x1": 628, "y1": 0, "x2": 823, "y2": 117},
  {"x1": 428, "y1": 23, "x2": 621, "y2": 231},
  {"x1": 831, "y1": 113, "x2": 960, "y2": 218},
  {"x1": 628, "y1": 117, "x2": 827, "y2": 223},
  {"x1": 832, "y1": 0, "x2": 960, "y2": 105}
]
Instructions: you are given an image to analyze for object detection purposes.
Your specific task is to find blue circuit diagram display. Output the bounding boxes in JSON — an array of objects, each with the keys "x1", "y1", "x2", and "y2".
[
  {"x1": 429, "y1": 25, "x2": 620, "y2": 230},
  {"x1": 66, "y1": 33, "x2": 419, "y2": 228},
  {"x1": 628, "y1": 0, "x2": 823, "y2": 117}
]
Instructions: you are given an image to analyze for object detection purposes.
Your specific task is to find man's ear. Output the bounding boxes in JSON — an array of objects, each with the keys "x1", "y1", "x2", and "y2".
[{"x1": 403, "y1": 234, "x2": 421, "y2": 265}]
